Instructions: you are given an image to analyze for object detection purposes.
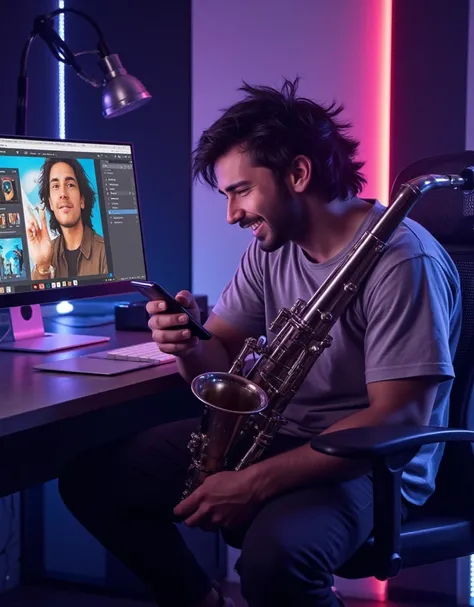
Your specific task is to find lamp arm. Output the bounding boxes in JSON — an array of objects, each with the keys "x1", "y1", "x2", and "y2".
[
  {"x1": 16, "y1": 33, "x2": 36, "y2": 137},
  {"x1": 16, "y1": 8, "x2": 112, "y2": 136},
  {"x1": 39, "y1": 7, "x2": 111, "y2": 56}
]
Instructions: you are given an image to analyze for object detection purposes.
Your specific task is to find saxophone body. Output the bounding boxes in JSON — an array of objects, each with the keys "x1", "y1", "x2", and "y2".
[{"x1": 182, "y1": 168, "x2": 474, "y2": 499}]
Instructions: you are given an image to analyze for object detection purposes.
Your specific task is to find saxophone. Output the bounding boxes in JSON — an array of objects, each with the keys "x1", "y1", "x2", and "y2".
[{"x1": 182, "y1": 167, "x2": 474, "y2": 499}]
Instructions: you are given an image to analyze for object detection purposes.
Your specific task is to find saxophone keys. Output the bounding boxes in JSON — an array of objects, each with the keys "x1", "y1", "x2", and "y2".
[
  {"x1": 269, "y1": 311, "x2": 287, "y2": 332},
  {"x1": 256, "y1": 335, "x2": 267, "y2": 348},
  {"x1": 187, "y1": 432, "x2": 205, "y2": 452},
  {"x1": 343, "y1": 281, "x2": 357, "y2": 293},
  {"x1": 309, "y1": 335, "x2": 333, "y2": 355},
  {"x1": 320, "y1": 312, "x2": 333, "y2": 322}
]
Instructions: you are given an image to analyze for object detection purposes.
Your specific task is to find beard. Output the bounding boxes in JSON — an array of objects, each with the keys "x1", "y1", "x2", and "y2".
[
  {"x1": 57, "y1": 214, "x2": 82, "y2": 230},
  {"x1": 256, "y1": 217, "x2": 294, "y2": 252},
  {"x1": 257, "y1": 191, "x2": 299, "y2": 252}
]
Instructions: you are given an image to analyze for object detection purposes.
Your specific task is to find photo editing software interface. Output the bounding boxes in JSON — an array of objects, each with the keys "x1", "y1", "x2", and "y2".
[{"x1": 0, "y1": 137, "x2": 146, "y2": 296}]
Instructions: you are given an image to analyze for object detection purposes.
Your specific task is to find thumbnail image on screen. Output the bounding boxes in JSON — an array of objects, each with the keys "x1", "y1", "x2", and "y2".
[
  {"x1": 0, "y1": 177, "x2": 19, "y2": 203},
  {"x1": 1, "y1": 156, "x2": 108, "y2": 280},
  {"x1": 0, "y1": 238, "x2": 25, "y2": 281}
]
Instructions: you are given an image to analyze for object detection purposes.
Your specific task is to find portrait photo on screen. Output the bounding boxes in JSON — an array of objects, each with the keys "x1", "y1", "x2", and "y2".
[{"x1": 0, "y1": 156, "x2": 109, "y2": 280}]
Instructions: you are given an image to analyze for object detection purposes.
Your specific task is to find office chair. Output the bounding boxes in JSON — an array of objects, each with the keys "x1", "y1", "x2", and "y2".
[{"x1": 310, "y1": 151, "x2": 474, "y2": 581}]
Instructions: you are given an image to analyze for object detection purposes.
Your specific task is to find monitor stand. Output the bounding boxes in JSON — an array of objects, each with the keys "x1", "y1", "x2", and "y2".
[{"x1": 0, "y1": 304, "x2": 110, "y2": 353}]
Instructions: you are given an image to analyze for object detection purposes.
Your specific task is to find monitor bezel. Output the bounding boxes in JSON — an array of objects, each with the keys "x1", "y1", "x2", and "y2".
[{"x1": 0, "y1": 133, "x2": 148, "y2": 309}]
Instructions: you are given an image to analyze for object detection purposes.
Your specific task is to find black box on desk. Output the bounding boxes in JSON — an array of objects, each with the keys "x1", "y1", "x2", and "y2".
[{"x1": 115, "y1": 295, "x2": 209, "y2": 331}]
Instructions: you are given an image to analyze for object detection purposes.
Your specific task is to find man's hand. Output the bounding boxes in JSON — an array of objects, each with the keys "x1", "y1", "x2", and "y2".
[
  {"x1": 147, "y1": 290, "x2": 201, "y2": 356},
  {"x1": 173, "y1": 469, "x2": 262, "y2": 531},
  {"x1": 26, "y1": 207, "x2": 53, "y2": 272}
]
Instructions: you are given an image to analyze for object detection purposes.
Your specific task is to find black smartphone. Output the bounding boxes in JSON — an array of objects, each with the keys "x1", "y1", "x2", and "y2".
[{"x1": 131, "y1": 280, "x2": 212, "y2": 340}]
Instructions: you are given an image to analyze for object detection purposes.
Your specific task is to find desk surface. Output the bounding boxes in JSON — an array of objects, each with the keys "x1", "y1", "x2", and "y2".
[{"x1": 0, "y1": 317, "x2": 184, "y2": 439}]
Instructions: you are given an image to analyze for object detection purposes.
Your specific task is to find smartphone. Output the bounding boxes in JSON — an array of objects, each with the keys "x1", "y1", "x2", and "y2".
[{"x1": 131, "y1": 280, "x2": 212, "y2": 340}]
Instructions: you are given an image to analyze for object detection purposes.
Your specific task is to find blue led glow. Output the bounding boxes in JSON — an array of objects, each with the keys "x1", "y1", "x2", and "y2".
[
  {"x1": 57, "y1": 0, "x2": 67, "y2": 313},
  {"x1": 470, "y1": 555, "x2": 474, "y2": 598}
]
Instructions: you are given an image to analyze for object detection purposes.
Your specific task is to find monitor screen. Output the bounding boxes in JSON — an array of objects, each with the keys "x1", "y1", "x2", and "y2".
[{"x1": 0, "y1": 135, "x2": 147, "y2": 307}]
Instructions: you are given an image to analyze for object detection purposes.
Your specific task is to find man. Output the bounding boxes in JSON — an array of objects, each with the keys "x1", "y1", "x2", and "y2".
[
  {"x1": 27, "y1": 157, "x2": 108, "y2": 279},
  {"x1": 58, "y1": 79, "x2": 461, "y2": 607}
]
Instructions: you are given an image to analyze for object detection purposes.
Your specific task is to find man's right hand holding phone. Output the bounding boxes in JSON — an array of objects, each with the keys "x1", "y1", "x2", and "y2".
[{"x1": 147, "y1": 290, "x2": 201, "y2": 356}]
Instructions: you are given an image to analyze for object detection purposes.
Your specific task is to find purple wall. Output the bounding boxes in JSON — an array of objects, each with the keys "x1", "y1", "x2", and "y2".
[
  {"x1": 389, "y1": 0, "x2": 469, "y2": 189},
  {"x1": 192, "y1": 0, "x2": 391, "y2": 305}
]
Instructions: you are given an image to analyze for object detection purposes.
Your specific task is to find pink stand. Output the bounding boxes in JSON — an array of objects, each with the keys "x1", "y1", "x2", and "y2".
[{"x1": 0, "y1": 304, "x2": 110, "y2": 353}]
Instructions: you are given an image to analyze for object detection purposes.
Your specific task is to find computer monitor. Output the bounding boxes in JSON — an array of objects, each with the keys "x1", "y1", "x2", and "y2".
[{"x1": 0, "y1": 134, "x2": 147, "y2": 352}]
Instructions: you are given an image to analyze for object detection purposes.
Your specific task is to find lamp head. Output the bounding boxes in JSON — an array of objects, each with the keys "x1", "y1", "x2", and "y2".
[{"x1": 99, "y1": 53, "x2": 151, "y2": 118}]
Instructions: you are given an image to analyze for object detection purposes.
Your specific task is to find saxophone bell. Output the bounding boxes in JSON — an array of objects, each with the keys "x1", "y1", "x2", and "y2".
[{"x1": 182, "y1": 371, "x2": 268, "y2": 498}]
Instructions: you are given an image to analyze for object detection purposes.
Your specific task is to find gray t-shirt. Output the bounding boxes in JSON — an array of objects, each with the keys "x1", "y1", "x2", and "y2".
[{"x1": 213, "y1": 200, "x2": 462, "y2": 507}]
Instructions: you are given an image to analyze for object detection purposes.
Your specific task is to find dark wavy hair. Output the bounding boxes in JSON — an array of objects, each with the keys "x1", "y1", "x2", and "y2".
[
  {"x1": 37, "y1": 157, "x2": 96, "y2": 234},
  {"x1": 192, "y1": 77, "x2": 366, "y2": 201}
]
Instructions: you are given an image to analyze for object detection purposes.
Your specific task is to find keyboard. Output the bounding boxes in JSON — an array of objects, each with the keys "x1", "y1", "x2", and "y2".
[{"x1": 103, "y1": 342, "x2": 175, "y2": 364}]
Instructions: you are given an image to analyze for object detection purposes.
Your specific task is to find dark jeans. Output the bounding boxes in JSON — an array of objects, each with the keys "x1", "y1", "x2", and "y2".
[{"x1": 58, "y1": 417, "x2": 380, "y2": 607}]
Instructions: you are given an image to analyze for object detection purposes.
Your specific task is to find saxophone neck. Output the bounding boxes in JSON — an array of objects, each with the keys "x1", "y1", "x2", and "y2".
[
  {"x1": 391, "y1": 171, "x2": 472, "y2": 215},
  {"x1": 403, "y1": 173, "x2": 466, "y2": 197},
  {"x1": 366, "y1": 171, "x2": 472, "y2": 245}
]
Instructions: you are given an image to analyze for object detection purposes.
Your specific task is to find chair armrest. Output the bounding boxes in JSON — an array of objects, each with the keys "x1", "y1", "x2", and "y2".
[
  {"x1": 310, "y1": 425, "x2": 474, "y2": 581},
  {"x1": 310, "y1": 424, "x2": 474, "y2": 460}
]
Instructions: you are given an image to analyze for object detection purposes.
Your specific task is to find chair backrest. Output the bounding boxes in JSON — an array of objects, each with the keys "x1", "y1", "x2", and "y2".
[{"x1": 390, "y1": 152, "x2": 474, "y2": 514}]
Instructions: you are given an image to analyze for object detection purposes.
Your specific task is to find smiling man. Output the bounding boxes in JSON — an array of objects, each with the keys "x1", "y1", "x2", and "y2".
[
  {"x1": 27, "y1": 157, "x2": 108, "y2": 280},
  {"x1": 57, "y1": 79, "x2": 462, "y2": 607}
]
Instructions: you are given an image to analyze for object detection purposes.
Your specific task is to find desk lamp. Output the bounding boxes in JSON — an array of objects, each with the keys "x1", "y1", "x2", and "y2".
[{"x1": 16, "y1": 7, "x2": 152, "y2": 137}]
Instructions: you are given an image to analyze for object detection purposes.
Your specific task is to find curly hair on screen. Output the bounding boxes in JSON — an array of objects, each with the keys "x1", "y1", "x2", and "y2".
[
  {"x1": 192, "y1": 77, "x2": 366, "y2": 201},
  {"x1": 38, "y1": 157, "x2": 96, "y2": 234}
]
